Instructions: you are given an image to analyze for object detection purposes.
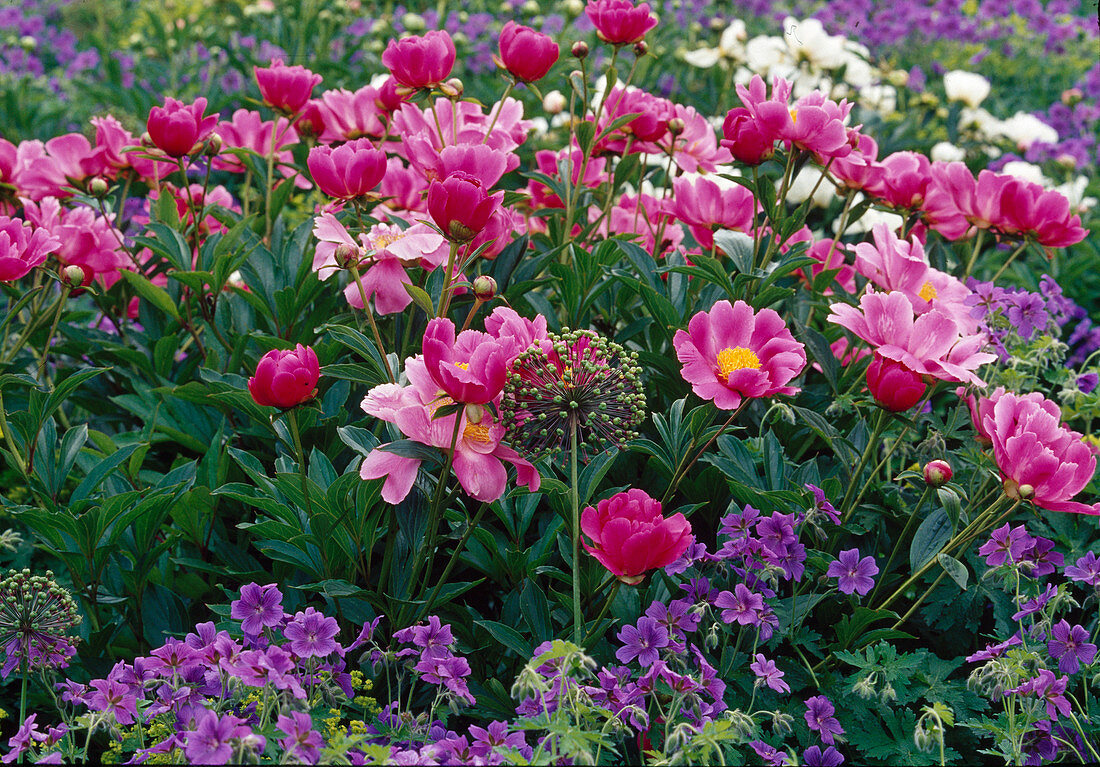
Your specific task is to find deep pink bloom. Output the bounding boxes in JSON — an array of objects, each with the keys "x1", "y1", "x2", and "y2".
[
  {"x1": 408, "y1": 142, "x2": 514, "y2": 190},
  {"x1": 91, "y1": 115, "x2": 139, "y2": 175},
  {"x1": 830, "y1": 133, "x2": 884, "y2": 191},
  {"x1": 307, "y1": 139, "x2": 387, "y2": 200},
  {"x1": 254, "y1": 58, "x2": 322, "y2": 114},
  {"x1": 982, "y1": 391, "x2": 1099, "y2": 515},
  {"x1": 865, "y1": 354, "x2": 926, "y2": 411},
  {"x1": 667, "y1": 103, "x2": 733, "y2": 173},
  {"x1": 998, "y1": 177, "x2": 1088, "y2": 247},
  {"x1": 146, "y1": 97, "x2": 217, "y2": 157},
  {"x1": 247, "y1": 345, "x2": 320, "y2": 409},
  {"x1": 382, "y1": 30, "x2": 456, "y2": 90},
  {"x1": 922, "y1": 163, "x2": 1015, "y2": 241},
  {"x1": 15, "y1": 133, "x2": 105, "y2": 199},
  {"x1": 827, "y1": 290, "x2": 995, "y2": 385},
  {"x1": 671, "y1": 177, "x2": 756, "y2": 250},
  {"x1": 312, "y1": 85, "x2": 386, "y2": 142},
  {"x1": 782, "y1": 90, "x2": 853, "y2": 160},
  {"x1": 213, "y1": 110, "x2": 300, "y2": 179},
  {"x1": 866, "y1": 151, "x2": 931, "y2": 209},
  {"x1": 528, "y1": 149, "x2": 607, "y2": 210},
  {"x1": 802, "y1": 238, "x2": 856, "y2": 295},
  {"x1": 422, "y1": 318, "x2": 510, "y2": 405},
  {"x1": 427, "y1": 171, "x2": 504, "y2": 242},
  {"x1": 721, "y1": 106, "x2": 775, "y2": 165},
  {"x1": 581, "y1": 489, "x2": 692, "y2": 584},
  {"x1": 358, "y1": 358, "x2": 540, "y2": 503},
  {"x1": 674, "y1": 299, "x2": 807, "y2": 410},
  {"x1": 598, "y1": 87, "x2": 674, "y2": 152},
  {"x1": 586, "y1": 0, "x2": 658, "y2": 44},
  {"x1": 498, "y1": 22, "x2": 559, "y2": 82},
  {"x1": 21, "y1": 197, "x2": 128, "y2": 288},
  {"x1": 393, "y1": 97, "x2": 531, "y2": 157},
  {"x1": 0, "y1": 216, "x2": 60, "y2": 282}
]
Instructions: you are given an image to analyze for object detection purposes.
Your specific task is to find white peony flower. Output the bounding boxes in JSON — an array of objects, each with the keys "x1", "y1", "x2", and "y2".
[
  {"x1": 683, "y1": 19, "x2": 747, "y2": 68},
  {"x1": 840, "y1": 201, "x2": 905, "y2": 234},
  {"x1": 744, "y1": 35, "x2": 792, "y2": 76},
  {"x1": 997, "y1": 112, "x2": 1059, "y2": 150},
  {"x1": 782, "y1": 17, "x2": 847, "y2": 70},
  {"x1": 930, "y1": 142, "x2": 967, "y2": 163},
  {"x1": 943, "y1": 70, "x2": 991, "y2": 108},
  {"x1": 1000, "y1": 161, "x2": 1050, "y2": 186},
  {"x1": 784, "y1": 167, "x2": 838, "y2": 208}
]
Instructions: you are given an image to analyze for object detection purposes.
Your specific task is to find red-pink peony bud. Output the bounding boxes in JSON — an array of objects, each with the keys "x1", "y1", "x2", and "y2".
[
  {"x1": 254, "y1": 58, "x2": 323, "y2": 114},
  {"x1": 381, "y1": 30, "x2": 456, "y2": 90},
  {"x1": 306, "y1": 139, "x2": 387, "y2": 200},
  {"x1": 865, "y1": 355, "x2": 926, "y2": 412},
  {"x1": 585, "y1": 0, "x2": 658, "y2": 45},
  {"x1": 581, "y1": 489, "x2": 692, "y2": 584},
  {"x1": 498, "y1": 22, "x2": 560, "y2": 83},
  {"x1": 472, "y1": 275, "x2": 497, "y2": 301},
  {"x1": 427, "y1": 171, "x2": 503, "y2": 243},
  {"x1": 146, "y1": 97, "x2": 218, "y2": 158},
  {"x1": 923, "y1": 459, "x2": 953, "y2": 487},
  {"x1": 721, "y1": 107, "x2": 776, "y2": 165},
  {"x1": 248, "y1": 344, "x2": 320, "y2": 409}
]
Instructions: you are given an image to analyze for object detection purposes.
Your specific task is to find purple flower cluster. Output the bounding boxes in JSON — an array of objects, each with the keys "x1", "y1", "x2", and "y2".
[
  {"x1": 978, "y1": 523, "x2": 1064, "y2": 576},
  {"x1": 965, "y1": 274, "x2": 1099, "y2": 366},
  {"x1": 393, "y1": 615, "x2": 476, "y2": 705}
]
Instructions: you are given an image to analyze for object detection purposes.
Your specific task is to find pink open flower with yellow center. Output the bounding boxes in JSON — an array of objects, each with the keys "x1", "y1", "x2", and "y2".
[
  {"x1": 422, "y1": 318, "x2": 513, "y2": 405},
  {"x1": 673, "y1": 300, "x2": 807, "y2": 410}
]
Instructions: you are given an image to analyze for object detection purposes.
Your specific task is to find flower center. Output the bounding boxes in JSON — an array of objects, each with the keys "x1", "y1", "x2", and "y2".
[
  {"x1": 454, "y1": 362, "x2": 470, "y2": 371},
  {"x1": 717, "y1": 347, "x2": 761, "y2": 380},
  {"x1": 373, "y1": 232, "x2": 403, "y2": 249},
  {"x1": 790, "y1": 109, "x2": 798, "y2": 124},
  {"x1": 463, "y1": 421, "x2": 492, "y2": 444},
  {"x1": 918, "y1": 281, "x2": 938, "y2": 302}
]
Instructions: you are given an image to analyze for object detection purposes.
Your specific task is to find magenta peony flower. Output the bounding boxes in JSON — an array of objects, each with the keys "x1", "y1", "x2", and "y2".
[
  {"x1": 674, "y1": 299, "x2": 807, "y2": 411},
  {"x1": 146, "y1": 96, "x2": 217, "y2": 158},
  {"x1": 981, "y1": 391, "x2": 1099, "y2": 515},
  {"x1": 585, "y1": 0, "x2": 658, "y2": 44},
  {"x1": 381, "y1": 30, "x2": 456, "y2": 90},
  {"x1": 671, "y1": 176, "x2": 756, "y2": 249},
  {"x1": 306, "y1": 139, "x2": 387, "y2": 200},
  {"x1": 312, "y1": 85, "x2": 387, "y2": 142},
  {"x1": 0, "y1": 216, "x2": 60, "y2": 282},
  {"x1": 427, "y1": 171, "x2": 504, "y2": 242},
  {"x1": 866, "y1": 150, "x2": 932, "y2": 209},
  {"x1": 830, "y1": 133, "x2": 884, "y2": 191},
  {"x1": 827, "y1": 290, "x2": 995, "y2": 385},
  {"x1": 213, "y1": 109, "x2": 301, "y2": 181},
  {"x1": 865, "y1": 354, "x2": 926, "y2": 411},
  {"x1": 721, "y1": 106, "x2": 776, "y2": 165},
  {"x1": 998, "y1": 176, "x2": 1087, "y2": 248},
  {"x1": 254, "y1": 58, "x2": 322, "y2": 114},
  {"x1": 247, "y1": 345, "x2": 320, "y2": 409},
  {"x1": 421, "y1": 318, "x2": 511, "y2": 405},
  {"x1": 498, "y1": 22, "x2": 559, "y2": 83},
  {"x1": 581, "y1": 489, "x2": 692, "y2": 584},
  {"x1": 599, "y1": 87, "x2": 675, "y2": 151}
]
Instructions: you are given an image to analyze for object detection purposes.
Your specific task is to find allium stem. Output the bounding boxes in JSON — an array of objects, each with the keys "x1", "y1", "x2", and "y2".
[
  {"x1": 570, "y1": 418, "x2": 582, "y2": 644},
  {"x1": 263, "y1": 127, "x2": 277, "y2": 242},
  {"x1": 18, "y1": 659, "x2": 27, "y2": 733},
  {"x1": 285, "y1": 409, "x2": 313, "y2": 517}
]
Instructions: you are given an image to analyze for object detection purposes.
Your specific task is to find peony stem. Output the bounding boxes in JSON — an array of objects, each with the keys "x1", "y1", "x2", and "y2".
[
  {"x1": 570, "y1": 417, "x2": 582, "y2": 644},
  {"x1": 962, "y1": 229, "x2": 986, "y2": 280},
  {"x1": 35, "y1": 285, "x2": 70, "y2": 380},
  {"x1": 838, "y1": 408, "x2": 889, "y2": 525},
  {"x1": 481, "y1": 81, "x2": 514, "y2": 145},
  {"x1": 582, "y1": 573, "x2": 621, "y2": 649},
  {"x1": 437, "y1": 241, "x2": 461, "y2": 318},
  {"x1": 869, "y1": 485, "x2": 933, "y2": 604},
  {"x1": 285, "y1": 408, "x2": 313, "y2": 517},
  {"x1": 660, "y1": 400, "x2": 747, "y2": 505},
  {"x1": 348, "y1": 264, "x2": 395, "y2": 383},
  {"x1": 991, "y1": 240, "x2": 1029, "y2": 283},
  {"x1": 416, "y1": 502, "x2": 489, "y2": 623}
]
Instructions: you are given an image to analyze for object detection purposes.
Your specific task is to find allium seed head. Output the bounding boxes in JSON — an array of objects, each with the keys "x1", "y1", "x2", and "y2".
[{"x1": 0, "y1": 569, "x2": 81, "y2": 678}]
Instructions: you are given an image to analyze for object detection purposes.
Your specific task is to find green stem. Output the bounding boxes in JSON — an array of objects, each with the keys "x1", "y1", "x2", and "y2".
[
  {"x1": 348, "y1": 264, "x2": 395, "y2": 383},
  {"x1": 481, "y1": 81, "x2": 515, "y2": 144},
  {"x1": 870, "y1": 485, "x2": 932, "y2": 603},
  {"x1": 36, "y1": 286, "x2": 70, "y2": 378},
  {"x1": 437, "y1": 241, "x2": 461, "y2": 318},
  {"x1": 286, "y1": 409, "x2": 312, "y2": 517},
  {"x1": 570, "y1": 417, "x2": 582, "y2": 644},
  {"x1": 0, "y1": 390, "x2": 27, "y2": 477},
  {"x1": 990, "y1": 240, "x2": 1029, "y2": 283},
  {"x1": 416, "y1": 502, "x2": 490, "y2": 622},
  {"x1": 838, "y1": 409, "x2": 889, "y2": 525},
  {"x1": 962, "y1": 229, "x2": 986, "y2": 280},
  {"x1": 582, "y1": 580, "x2": 622, "y2": 648},
  {"x1": 660, "y1": 400, "x2": 746, "y2": 505},
  {"x1": 264, "y1": 127, "x2": 277, "y2": 242},
  {"x1": 18, "y1": 660, "x2": 27, "y2": 728}
]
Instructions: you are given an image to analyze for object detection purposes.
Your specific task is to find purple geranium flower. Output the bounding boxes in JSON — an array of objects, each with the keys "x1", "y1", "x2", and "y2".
[
  {"x1": 1012, "y1": 584, "x2": 1058, "y2": 621},
  {"x1": 1019, "y1": 537, "x2": 1063, "y2": 577},
  {"x1": 1047, "y1": 620, "x2": 1097, "y2": 674},
  {"x1": 615, "y1": 617, "x2": 669, "y2": 666},
  {"x1": 230, "y1": 583, "x2": 284, "y2": 635},
  {"x1": 469, "y1": 720, "x2": 529, "y2": 760},
  {"x1": 750, "y1": 653, "x2": 790, "y2": 693},
  {"x1": 804, "y1": 695, "x2": 845, "y2": 745},
  {"x1": 749, "y1": 740, "x2": 788, "y2": 767},
  {"x1": 805, "y1": 484, "x2": 841, "y2": 525},
  {"x1": 283, "y1": 607, "x2": 340, "y2": 658},
  {"x1": 966, "y1": 633, "x2": 1022, "y2": 663},
  {"x1": 1077, "y1": 372, "x2": 1099, "y2": 394},
  {"x1": 826, "y1": 549, "x2": 879, "y2": 596},
  {"x1": 1012, "y1": 670, "x2": 1072, "y2": 720},
  {"x1": 645, "y1": 598, "x2": 700, "y2": 640},
  {"x1": 1065, "y1": 551, "x2": 1100, "y2": 586},
  {"x1": 277, "y1": 711, "x2": 324, "y2": 765},
  {"x1": 84, "y1": 679, "x2": 139, "y2": 726},
  {"x1": 1006, "y1": 292, "x2": 1048, "y2": 339},
  {"x1": 184, "y1": 711, "x2": 256, "y2": 765},
  {"x1": 714, "y1": 584, "x2": 764, "y2": 626},
  {"x1": 978, "y1": 524, "x2": 1032, "y2": 567},
  {"x1": 803, "y1": 745, "x2": 845, "y2": 767}
]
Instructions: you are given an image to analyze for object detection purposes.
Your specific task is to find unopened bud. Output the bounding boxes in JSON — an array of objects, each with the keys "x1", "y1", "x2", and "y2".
[
  {"x1": 465, "y1": 403, "x2": 485, "y2": 424},
  {"x1": 667, "y1": 117, "x2": 685, "y2": 136},
  {"x1": 140, "y1": 131, "x2": 154, "y2": 148},
  {"x1": 440, "y1": 78, "x2": 464, "y2": 98},
  {"x1": 88, "y1": 178, "x2": 109, "y2": 197},
  {"x1": 472, "y1": 275, "x2": 497, "y2": 301},
  {"x1": 923, "y1": 460, "x2": 952, "y2": 487},
  {"x1": 1061, "y1": 87, "x2": 1083, "y2": 106},
  {"x1": 571, "y1": 41, "x2": 589, "y2": 59},
  {"x1": 333, "y1": 243, "x2": 360, "y2": 269},
  {"x1": 204, "y1": 133, "x2": 223, "y2": 157},
  {"x1": 1018, "y1": 483, "x2": 1034, "y2": 500},
  {"x1": 632, "y1": 41, "x2": 648, "y2": 57},
  {"x1": 60, "y1": 264, "x2": 90, "y2": 289}
]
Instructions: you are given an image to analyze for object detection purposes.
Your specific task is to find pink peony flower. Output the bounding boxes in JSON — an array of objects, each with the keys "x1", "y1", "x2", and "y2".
[
  {"x1": 408, "y1": 142, "x2": 514, "y2": 189},
  {"x1": 802, "y1": 238, "x2": 856, "y2": 295},
  {"x1": 585, "y1": 0, "x2": 659, "y2": 45},
  {"x1": 998, "y1": 177, "x2": 1087, "y2": 248},
  {"x1": 213, "y1": 110, "x2": 305, "y2": 185},
  {"x1": 671, "y1": 176, "x2": 756, "y2": 250},
  {"x1": 674, "y1": 299, "x2": 807, "y2": 411},
  {"x1": 921, "y1": 163, "x2": 1012, "y2": 241},
  {"x1": 829, "y1": 133, "x2": 884, "y2": 191},
  {"x1": 598, "y1": 87, "x2": 674, "y2": 152},
  {"x1": 866, "y1": 151, "x2": 931, "y2": 209},
  {"x1": 865, "y1": 354, "x2": 926, "y2": 411},
  {"x1": 421, "y1": 318, "x2": 511, "y2": 405},
  {"x1": 312, "y1": 85, "x2": 387, "y2": 142},
  {"x1": 381, "y1": 30, "x2": 456, "y2": 90},
  {"x1": 247, "y1": 345, "x2": 320, "y2": 409},
  {"x1": 146, "y1": 97, "x2": 217, "y2": 158},
  {"x1": 528, "y1": 149, "x2": 607, "y2": 210},
  {"x1": 982, "y1": 391, "x2": 1098, "y2": 515},
  {"x1": 254, "y1": 58, "x2": 322, "y2": 114},
  {"x1": 581, "y1": 489, "x2": 692, "y2": 584},
  {"x1": 588, "y1": 193, "x2": 683, "y2": 257},
  {"x1": 666, "y1": 103, "x2": 733, "y2": 173},
  {"x1": 15, "y1": 133, "x2": 106, "y2": 199},
  {"x1": 306, "y1": 139, "x2": 387, "y2": 200},
  {"x1": 721, "y1": 106, "x2": 776, "y2": 165},
  {"x1": 427, "y1": 172, "x2": 504, "y2": 242},
  {"x1": 392, "y1": 97, "x2": 531, "y2": 155},
  {"x1": 0, "y1": 216, "x2": 61, "y2": 281},
  {"x1": 498, "y1": 22, "x2": 559, "y2": 83},
  {"x1": 827, "y1": 290, "x2": 995, "y2": 385},
  {"x1": 782, "y1": 90, "x2": 854, "y2": 160},
  {"x1": 91, "y1": 115, "x2": 140, "y2": 176},
  {"x1": 21, "y1": 197, "x2": 129, "y2": 288}
]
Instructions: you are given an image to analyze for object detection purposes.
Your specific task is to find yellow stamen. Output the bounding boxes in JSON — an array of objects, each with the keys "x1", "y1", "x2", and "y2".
[
  {"x1": 717, "y1": 346, "x2": 762, "y2": 380},
  {"x1": 373, "y1": 232, "x2": 404, "y2": 249},
  {"x1": 790, "y1": 108, "x2": 798, "y2": 124},
  {"x1": 454, "y1": 362, "x2": 470, "y2": 371},
  {"x1": 918, "y1": 281, "x2": 938, "y2": 302},
  {"x1": 463, "y1": 421, "x2": 492, "y2": 444}
]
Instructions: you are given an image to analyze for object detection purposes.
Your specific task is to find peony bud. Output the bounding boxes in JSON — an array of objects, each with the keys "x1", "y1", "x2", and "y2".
[
  {"x1": 571, "y1": 40, "x2": 589, "y2": 59},
  {"x1": 146, "y1": 97, "x2": 218, "y2": 158},
  {"x1": 498, "y1": 22, "x2": 560, "y2": 83},
  {"x1": 247, "y1": 344, "x2": 321, "y2": 409},
  {"x1": 923, "y1": 460, "x2": 952, "y2": 487},
  {"x1": 382, "y1": 30, "x2": 455, "y2": 90},
  {"x1": 88, "y1": 177, "x2": 109, "y2": 197},
  {"x1": 632, "y1": 40, "x2": 648, "y2": 57},
  {"x1": 60, "y1": 264, "x2": 90, "y2": 289},
  {"x1": 866, "y1": 355, "x2": 926, "y2": 412},
  {"x1": 333, "y1": 243, "x2": 360, "y2": 269},
  {"x1": 667, "y1": 117, "x2": 685, "y2": 136},
  {"x1": 203, "y1": 133, "x2": 223, "y2": 157},
  {"x1": 542, "y1": 89, "x2": 566, "y2": 114},
  {"x1": 440, "y1": 77, "x2": 464, "y2": 98},
  {"x1": 472, "y1": 275, "x2": 497, "y2": 301}
]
